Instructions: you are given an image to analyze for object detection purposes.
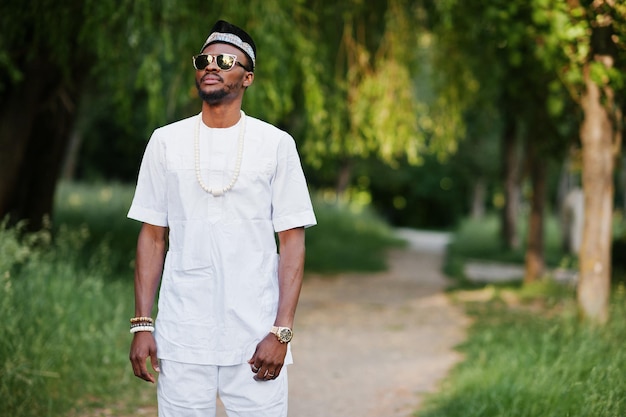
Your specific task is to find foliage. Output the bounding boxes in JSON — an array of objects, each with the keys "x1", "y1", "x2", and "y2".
[
  {"x1": 417, "y1": 285, "x2": 626, "y2": 417},
  {"x1": 531, "y1": 0, "x2": 626, "y2": 103},
  {"x1": 444, "y1": 212, "x2": 626, "y2": 286},
  {"x1": 1, "y1": 0, "x2": 449, "y2": 175},
  {"x1": 358, "y1": 154, "x2": 475, "y2": 229},
  {"x1": 429, "y1": 0, "x2": 581, "y2": 156},
  {"x1": 52, "y1": 182, "x2": 141, "y2": 276},
  {"x1": 305, "y1": 197, "x2": 406, "y2": 273},
  {"x1": 444, "y1": 214, "x2": 570, "y2": 280},
  {"x1": 305, "y1": 0, "x2": 464, "y2": 169},
  {"x1": 0, "y1": 222, "x2": 144, "y2": 417}
]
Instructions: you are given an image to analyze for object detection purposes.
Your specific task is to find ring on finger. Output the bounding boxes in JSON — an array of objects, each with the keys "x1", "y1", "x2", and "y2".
[{"x1": 252, "y1": 366, "x2": 259, "y2": 372}]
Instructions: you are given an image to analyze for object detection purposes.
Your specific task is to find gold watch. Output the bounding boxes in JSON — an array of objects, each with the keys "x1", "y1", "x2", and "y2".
[{"x1": 270, "y1": 326, "x2": 293, "y2": 343}]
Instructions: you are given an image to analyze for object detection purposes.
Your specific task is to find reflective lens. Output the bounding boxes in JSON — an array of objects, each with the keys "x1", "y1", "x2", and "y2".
[{"x1": 192, "y1": 54, "x2": 240, "y2": 71}]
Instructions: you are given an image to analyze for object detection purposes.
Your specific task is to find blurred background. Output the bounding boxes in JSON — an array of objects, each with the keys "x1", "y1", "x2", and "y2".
[{"x1": 1, "y1": 1, "x2": 625, "y2": 416}]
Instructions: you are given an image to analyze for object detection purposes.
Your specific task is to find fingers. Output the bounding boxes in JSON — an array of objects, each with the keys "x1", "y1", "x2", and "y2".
[
  {"x1": 248, "y1": 335, "x2": 287, "y2": 381},
  {"x1": 250, "y1": 362, "x2": 282, "y2": 381},
  {"x1": 249, "y1": 355, "x2": 282, "y2": 380},
  {"x1": 130, "y1": 333, "x2": 158, "y2": 383},
  {"x1": 151, "y1": 356, "x2": 161, "y2": 374},
  {"x1": 130, "y1": 355, "x2": 155, "y2": 383}
]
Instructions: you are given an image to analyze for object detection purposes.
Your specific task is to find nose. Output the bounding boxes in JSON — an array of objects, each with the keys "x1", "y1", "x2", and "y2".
[{"x1": 205, "y1": 56, "x2": 220, "y2": 72}]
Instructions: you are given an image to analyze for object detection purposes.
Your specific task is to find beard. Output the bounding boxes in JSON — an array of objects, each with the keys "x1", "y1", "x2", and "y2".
[{"x1": 196, "y1": 79, "x2": 235, "y2": 105}]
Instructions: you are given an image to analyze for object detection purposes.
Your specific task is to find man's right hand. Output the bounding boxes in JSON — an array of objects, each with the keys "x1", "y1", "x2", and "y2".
[{"x1": 129, "y1": 331, "x2": 160, "y2": 383}]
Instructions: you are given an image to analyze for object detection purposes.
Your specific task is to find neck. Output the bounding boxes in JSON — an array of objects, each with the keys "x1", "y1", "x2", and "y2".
[{"x1": 201, "y1": 101, "x2": 243, "y2": 128}]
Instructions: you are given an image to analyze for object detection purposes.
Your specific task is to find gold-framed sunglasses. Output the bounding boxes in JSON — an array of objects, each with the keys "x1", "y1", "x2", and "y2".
[{"x1": 192, "y1": 53, "x2": 250, "y2": 71}]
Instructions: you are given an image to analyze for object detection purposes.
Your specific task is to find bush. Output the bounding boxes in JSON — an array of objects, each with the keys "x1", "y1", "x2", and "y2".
[
  {"x1": 0, "y1": 222, "x2": 138, "y2": 417},
  {"x1": 304, "y1": 198, "x2": 406, "y2": 273}
]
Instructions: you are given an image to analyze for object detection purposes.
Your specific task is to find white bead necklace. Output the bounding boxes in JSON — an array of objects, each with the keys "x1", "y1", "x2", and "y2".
[{"x1": 194, "y1": 111, "x2": 246, "y2": 197}]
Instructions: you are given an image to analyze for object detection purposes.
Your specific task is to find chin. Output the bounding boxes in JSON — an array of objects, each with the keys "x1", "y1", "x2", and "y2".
[{"x1": 199, "y1": 89, "x2": 229, "y2": 105}]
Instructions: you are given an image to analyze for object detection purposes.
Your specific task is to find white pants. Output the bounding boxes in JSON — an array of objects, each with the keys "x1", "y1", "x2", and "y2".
[{"x1": 157, "y1": 360, "x2": 288, "y2": 417}]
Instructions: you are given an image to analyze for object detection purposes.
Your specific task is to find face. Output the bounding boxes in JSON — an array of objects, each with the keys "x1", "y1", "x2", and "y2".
[{"x1": 195, "y1": 43, "x2": 254, "y2": 105}]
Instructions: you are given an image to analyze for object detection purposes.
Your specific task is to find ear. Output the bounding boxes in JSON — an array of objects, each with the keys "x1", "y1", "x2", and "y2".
[{"x1": 243, "y1": 72, "x2": 254, "y2": 87}]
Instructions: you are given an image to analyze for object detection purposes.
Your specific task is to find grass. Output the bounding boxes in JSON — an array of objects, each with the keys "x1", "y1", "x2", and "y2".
[
  {"x1": 419, "y1": 214, "x2": 626, "y2": 417},
  {"x1": 444, "y1": 213, "x2": 573, "y2": 281},
  {"x1": 53, "y1": 182, "x2": 141, "y2": 277},
  {"x1": 305, "y1": 197, "x2": 406, "y2": 273},
  {"x1": 417, "y1": 285, "x2": 626, "y2": 417},
  {"x1": 0, "y1": 221, "x2": 151, "y2": 417},
  {"x1": 455, "y1": 213, "x2": 566, "y2": 262},
  {"x1": 0, "y1": 181, "x2": 403, "y2": 417},
  {"x1": 54, "y1": 182, "x2": 404, "y2": 276}
]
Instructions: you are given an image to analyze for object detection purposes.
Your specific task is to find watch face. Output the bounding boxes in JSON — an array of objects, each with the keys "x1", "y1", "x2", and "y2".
[{"x1": 278, "y1": 328, "x2": 293, "y2": 342}]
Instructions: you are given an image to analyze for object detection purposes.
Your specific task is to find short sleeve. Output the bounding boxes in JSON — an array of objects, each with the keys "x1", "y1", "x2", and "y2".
[
  {"x1": 271, "y1": 134, "x2": 317, "y2": 232},
  {"x1": 127, "y1": 132, "x2": 169, "y2": 227}
]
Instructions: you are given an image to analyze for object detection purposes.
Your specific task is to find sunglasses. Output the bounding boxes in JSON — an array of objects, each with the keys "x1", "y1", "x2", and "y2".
[{"x1": 192, "y1": 53, "x2": 249, "y2": 71}]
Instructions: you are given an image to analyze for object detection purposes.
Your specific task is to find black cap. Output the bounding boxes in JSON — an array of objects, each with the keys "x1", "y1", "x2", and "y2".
[{"x1": 200, "y1": 20, "x2": 256, "y2": 70}]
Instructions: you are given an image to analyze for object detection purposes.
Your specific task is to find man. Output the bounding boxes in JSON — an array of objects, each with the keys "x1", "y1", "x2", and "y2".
[{"x1": 127, "y1": 20, "x2": 316, "y2": 417}]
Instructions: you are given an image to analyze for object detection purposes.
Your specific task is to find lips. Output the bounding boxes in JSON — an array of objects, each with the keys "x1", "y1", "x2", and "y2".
[{"x1": 201, "y1": 74, "x2": 222, "y2": 84}]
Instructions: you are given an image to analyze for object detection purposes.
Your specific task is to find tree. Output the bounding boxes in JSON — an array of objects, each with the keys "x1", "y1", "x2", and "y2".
[
  {"x1": 0, "y1": 0, "x2": 323, "y2": 229},
  {"x1": 295, "y1": 0, "x2": 464, "y2": 198},
  {"x1": 533, "y1": 0, "x2": 626, "y2": 323},
  {"x1": 428, "y1": 0, "x2": 578, "y2": 284},
  {"x1": 3, "y1": 0, "x2": 454, "y2": 228},
  {"x1": 0, "y1": 2, "x2": 90, "y2": 230}
]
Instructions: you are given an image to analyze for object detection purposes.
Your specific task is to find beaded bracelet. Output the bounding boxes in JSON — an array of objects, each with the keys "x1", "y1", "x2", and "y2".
[
  {"x1": 130, "y1": 322, "x2": 153, "y2": 328},
  {"x1": 130, "y1": 316, "x2": 153, "y2": 324},
  {"x1": 130, "y1": 325, "x2": 155, "y2": 334}
]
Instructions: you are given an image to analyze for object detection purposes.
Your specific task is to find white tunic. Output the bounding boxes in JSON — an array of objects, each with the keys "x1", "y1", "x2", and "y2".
[{"x1": 128, "y1": 112, "x2": 316, "y2": 365}]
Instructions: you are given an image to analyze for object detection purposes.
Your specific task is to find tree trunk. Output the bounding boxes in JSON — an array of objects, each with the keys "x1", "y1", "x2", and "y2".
[
  {"x1": 335, "y1": 158, "x2": 353, "y2": 200},
  {"x1": 0, "y1": 59, "x2": 80, "y2": 231},
  {"x1": 524, "y1": 141, "x2": 546, "y2": 284},
  {"x1": 0, "y1": 63, "x2": 44, "y2": 223},
  {"x1": 501, "y1": 117, "x2": 520, "y2": 250},
  {"x1": 61, "y1": 129, "x2": 83, "y2": 180},
  {"x1": 577, "y1": 59, "x2": 615, "y2": 324},
  {"x1": 470, "y1": 177, "x2": 486, "y2": 219}
]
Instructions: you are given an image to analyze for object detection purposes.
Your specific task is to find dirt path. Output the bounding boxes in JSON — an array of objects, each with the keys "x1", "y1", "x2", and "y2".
[{"x1": 279, "y1": 230, "x2": 469, "y2": 417}]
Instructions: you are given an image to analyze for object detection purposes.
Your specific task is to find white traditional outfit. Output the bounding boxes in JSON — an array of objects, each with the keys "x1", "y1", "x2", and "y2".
[{"x1": 128, "y1": 112, "x2": 316, "y2": 416}]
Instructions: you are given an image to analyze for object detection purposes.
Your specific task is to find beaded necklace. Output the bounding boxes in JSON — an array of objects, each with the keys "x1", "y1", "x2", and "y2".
[{"x1": 194, "y1": 111, "x2": 245, "y2": 197}]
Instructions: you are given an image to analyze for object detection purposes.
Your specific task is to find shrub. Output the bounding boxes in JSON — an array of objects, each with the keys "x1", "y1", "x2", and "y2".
[{"x1": 0, "y1": 222, "x2": 136, "y2": 417}]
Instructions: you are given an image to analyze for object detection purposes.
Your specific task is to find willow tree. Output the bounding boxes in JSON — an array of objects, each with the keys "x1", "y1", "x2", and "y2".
[
  {"x1": 533, "y1": 0, "x2": 626, "y2": 323},
  {"x1": 295, "y1": 0, "x2": 462, "y2": 197},
  {"x1": 0, "y1": 0, "x2": 321, "y2": 229}
]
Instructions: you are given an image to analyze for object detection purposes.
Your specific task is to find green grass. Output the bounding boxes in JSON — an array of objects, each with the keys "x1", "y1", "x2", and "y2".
[
  {"x1": 417, "y1": 285, "x2": 626, "y2": 417},
  {"x1": 450, "y1": 213, "x2": 566, "y2": 263},
  {"x1": 305, "y1": 197, "x2": 406, "y2": 273},
  {"x1": 0, "y1": 181, "x2": 403, "y2": 416},
  {"x1": 444, "y1": 213, "x2": 572, "y2": 282},
  {"x1": 54, "y1": 182, "x2": 404, "y2": 276},
  {"x1": 420, "y1": 213, "x2": 626, "y2": 417},
  {"x1": 0, "y1": 221, "x2": 150, "y2": 417},
  {"x1": 53, "y1": 181, "x2": 141, "y2": 277}
]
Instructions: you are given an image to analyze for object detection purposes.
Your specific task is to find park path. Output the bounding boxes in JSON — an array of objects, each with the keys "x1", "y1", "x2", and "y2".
[{"x1": 219, "y1": 229, "x2": 470, "y2": 416}]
